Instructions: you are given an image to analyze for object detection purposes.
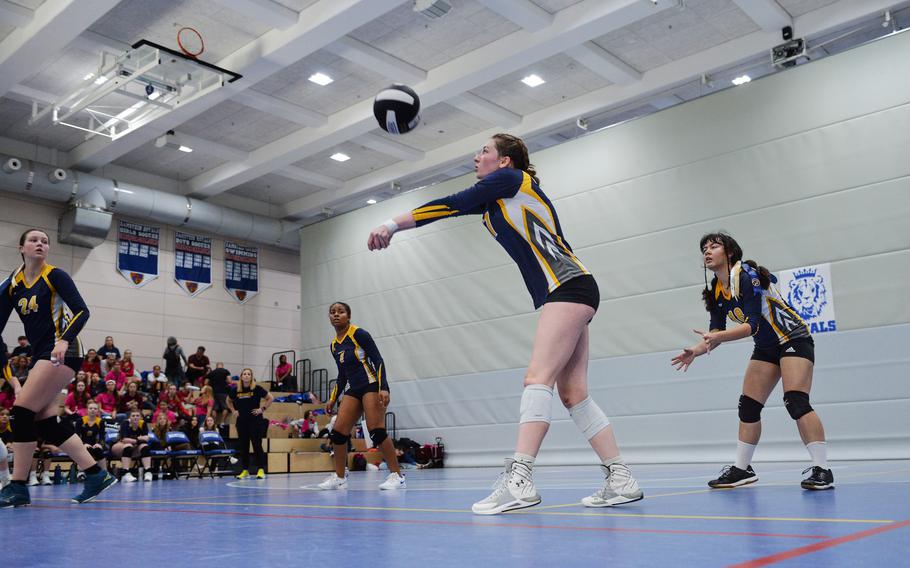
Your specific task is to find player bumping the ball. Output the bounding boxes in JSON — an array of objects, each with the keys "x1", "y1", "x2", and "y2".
[{"x1": 368, "y1": 131, "x2": 643, "y2": 515}]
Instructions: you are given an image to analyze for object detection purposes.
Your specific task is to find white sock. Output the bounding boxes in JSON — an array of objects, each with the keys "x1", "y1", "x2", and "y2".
[
  {"x1": 602, "y1": 455, "x2": 624, "y2": 467},
  {"x1": 806, "y1": 441, "x2": 827, "y2": 469},
  {"x1": 735, "y1": 441, "x2": 757, "y2": 470}
]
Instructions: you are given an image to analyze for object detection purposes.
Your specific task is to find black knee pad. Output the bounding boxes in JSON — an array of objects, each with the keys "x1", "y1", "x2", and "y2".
[
  {"x1": 35, "y1": 416, "x2": 75, "y2": 447},
  {"x1": 329, "y1": 430, "x2": 350, "y2": 446},
  {"x1": 120, "y1": 445, "x2": 135, "y2": 456},
  {"x1": 89, "y1": 447, "x2": 106, "y2": 461},
  {"x1": 783, "y1": 391, "x2": 813, "y2": 420},
  {"x1": 369, "y1": 427, "x2": 388, "y2": 447},
  {"x1": 738, "y1": 395, "x2": 764, "y2": 423},
  {"x1": 11, "y1": 406, "x2": 38, "y2": 443},
  {"x1": 139, "y1": 445, "x2": 151, "y2": 458}
]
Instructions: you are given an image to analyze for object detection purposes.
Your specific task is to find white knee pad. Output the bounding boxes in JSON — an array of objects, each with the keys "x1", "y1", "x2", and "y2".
[
  {"x1": 569, "y1": 397, "x2": 610, "y2": 440},
  {"x1": 519, "y1": 384, "x2": 554, "y2": 424}
]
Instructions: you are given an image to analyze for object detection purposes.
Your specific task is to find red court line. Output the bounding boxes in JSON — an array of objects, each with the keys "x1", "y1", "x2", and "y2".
[
  {"x1": 728, "y1": 518, "x2": 910, "y2": 567},
  {"x1": 32, "y1": 504, "x2": 826, "y2": 540}
]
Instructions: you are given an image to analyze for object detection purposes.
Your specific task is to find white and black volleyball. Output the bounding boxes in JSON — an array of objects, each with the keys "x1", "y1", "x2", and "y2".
[{"x1": 373, "y1": 84, "x2": 421, "y2": 135}]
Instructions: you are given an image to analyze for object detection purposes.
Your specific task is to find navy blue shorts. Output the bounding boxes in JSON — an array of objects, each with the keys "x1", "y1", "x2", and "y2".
[{"x1": 751, "y1": 336, "x2": 815, "y2": 365}]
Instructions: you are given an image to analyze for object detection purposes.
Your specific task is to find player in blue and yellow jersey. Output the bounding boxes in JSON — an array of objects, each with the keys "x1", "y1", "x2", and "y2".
[
  {"x1": 672, "y1": 232, "x2": 833, "y2": 490},
  {"x1": 367, "y1": 133, "x2": 642, "y2": 514},
  {"x1": 317, "y1": 301, "x2": 404, "y2": 491},
  {"x1": 0, "y1": 228, "x2": 117, "y2": 508}
]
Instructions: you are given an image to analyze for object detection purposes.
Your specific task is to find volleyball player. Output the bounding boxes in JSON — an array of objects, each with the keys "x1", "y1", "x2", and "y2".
[
  {"x1": 671, "y1": 232, "x2": 833, "y2": 490},
  {"x1": 317, "y1": 302, "x2": 404, "y2": 490},
  {"x1": 0, "y1": 228, "x2": 117, "y2": 507},
  {"x1": 367, "y1": 134, "x2": 642, "y2": 514}
]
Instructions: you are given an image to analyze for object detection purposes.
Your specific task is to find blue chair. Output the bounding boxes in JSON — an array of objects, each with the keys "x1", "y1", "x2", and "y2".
[
  {"x1": 165, "y1": 431, "x2": 202, "y2": 478},
  {"x1": 198, "y1": 430, "x2": 237, "y2": 478}
]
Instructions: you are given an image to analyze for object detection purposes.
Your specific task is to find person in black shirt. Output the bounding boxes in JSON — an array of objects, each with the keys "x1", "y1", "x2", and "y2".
[
  {"x1": 11, "y1": 336, "x2": 30, "y2": 358},
  {"x1": 227, "y1": 368, "x2": 272, "y2": 480},
  {"x1": 77, "y1": 402, "x2": 107, "y2": 469},
  {"x1": 207, "y1": 362, "x2": 232, "y2": 427},
  {"x1": 186, "y1": 346, "x2": 210, "y2": 386},
  {"x1": 111, "y1": 410, "x2": 151, "y2": 482},
  {"x1": 96, "y1": 336, "x2": 121, "y2": 361}
]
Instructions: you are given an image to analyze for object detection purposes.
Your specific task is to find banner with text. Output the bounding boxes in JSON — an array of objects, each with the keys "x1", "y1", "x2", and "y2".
[
  {"x1": 224, "y1": 241, "x2": 259, "y2": 304},
  {"x1": 117, "y1": 220, "x2": 159, "y2": 288},
  {"x1": 174, "y1": 231, "x2": 212, "y2": 297},
  {"x1": 777, "y1": 263, "x2": 837, "y2": 334}
]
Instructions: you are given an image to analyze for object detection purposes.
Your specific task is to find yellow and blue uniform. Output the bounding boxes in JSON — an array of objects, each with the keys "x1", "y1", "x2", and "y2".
[
  {"x1": 330, "y1": 325, "x2": 387, "y2": 402},
  {"x1": 710, "y1": 262, "x2": 811, "y2": 350},
  {"x1": 0, "y1": 264, "x2": 89, "y2": 371},
  {"x1": 412, "y1": 168, "x2": 590, "y2": 308},
  {"x1": 1, "y1": 339, "x2": 10, "y2": 381}
]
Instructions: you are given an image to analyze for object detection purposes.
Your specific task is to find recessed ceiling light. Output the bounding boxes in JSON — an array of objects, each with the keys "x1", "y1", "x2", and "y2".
[
  {"x1": 732, "y1": 74, "x2": 752, "y2": 86},
  {"x1": 178, "y1": 145, "x2": 193, "y2": 153},
  {"x1": 330, "y1": 152, "x2": 350, "y2": 162},
  {"x1": 93, "y1": 76, "x2": 108, "y2": 85},
  {"x1": 366, "y1": 198, "x2": 377, "y2": 205},
  {"x1": 83, "y1": 72, "x2": 95, "y2": 81},
  {"x1": 309, "y1": 72, "x2": 333, "y2": 86},
  {"x1": 521, "y1": 74, "x2": 545, "y2": 87}
]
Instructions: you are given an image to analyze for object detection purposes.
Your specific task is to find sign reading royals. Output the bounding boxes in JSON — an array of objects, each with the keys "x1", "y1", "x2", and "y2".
[
  {"x1": 117, "y1": 220, "x2": 159, "y2": 288},
  {"x1": 224, "y1": 241, "x2": 259, "y2": 304},
  {"x1": 777, "y1": 263, "x2": 837, "y2": 334},
  {"x1": 174, "y1": 231, "x2": 212, "y2": 297}
]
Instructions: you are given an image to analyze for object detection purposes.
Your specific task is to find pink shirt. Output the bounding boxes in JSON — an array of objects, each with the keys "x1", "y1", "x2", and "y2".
[
  {"x1": 95, "y1": 392, "x2": 118, "y2": 414},
  {"x1": 275, "y1": 363, "x2": 292, "y2": 381},
  {"x1": 0, "y1": 391, "x2": 15, "y2": 410},
  {"x1": 64, "y1": 392, "x2": 89, "y2": 416},
  {"x1": 106, "y1": 371, "x2": 127, "y2": 390},
  {"x1": 153, "y1": 408, "x2": 177, "y2": 426}
]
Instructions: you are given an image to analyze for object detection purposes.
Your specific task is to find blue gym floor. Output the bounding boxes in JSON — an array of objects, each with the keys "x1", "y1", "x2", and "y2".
[{"x1": 5, "y1": 460, "x2": 909, "y2": 567}]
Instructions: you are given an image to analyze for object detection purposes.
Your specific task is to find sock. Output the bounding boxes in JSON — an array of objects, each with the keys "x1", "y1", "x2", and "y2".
[
  {"x1": 735, "y1": 441, "x2": 757, "y2": 470},
  {"x1": 85, "y1": 464, "x2": 101, "y2": 475},
  {"x1": 806, "y1": 441, "x2": 827, "y2": 469},
  {"x1": 602, "y1": 455, "x2": 624, "y2": 467}
]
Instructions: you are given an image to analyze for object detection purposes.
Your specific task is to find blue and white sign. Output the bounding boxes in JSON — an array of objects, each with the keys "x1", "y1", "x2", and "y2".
[
  {"x1": 777, "y1": 263, "x2": 836, "y2": 334},
  {"x1": 224, "y1": 241, "x2": 259, "y2": 304},
  {"x1": 174, "y1": 231, "x2": 212, "y2": 297},
  {"x1": 117, "y1": 220, "x2": 159, "y2": 288}
]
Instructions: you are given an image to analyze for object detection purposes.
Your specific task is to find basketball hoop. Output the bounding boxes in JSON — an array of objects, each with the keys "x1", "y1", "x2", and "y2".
[{"x1": 177, "y1": 26, "x2": 204, "y2": 58}]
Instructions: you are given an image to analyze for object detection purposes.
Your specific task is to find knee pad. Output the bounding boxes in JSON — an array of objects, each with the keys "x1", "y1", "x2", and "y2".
[
  {"x1": 11, "y1": 406, "x2": 37, "y2": 443},
  {"x1": 121, "y1": 445, "x2": 135, "y2": 456},
  {"x1": 139, "y1": 445, "x2": 151, "y2": 458},
  {"x1": 738, "y1": 395, "x2": 764, "y2": 423},
  {"x1": 35, "y1": 416, "x2": 74, "y2": 447},
  {"x1": 369, "y1": 427, "x2": 388, "y2": 447},
  {"x1": 89, "y1": 447, "x2": 105, "y2": 461},
  {"x1": 329, "y1": 430, "x2": 350, "y2": 446},
  {"x1": 519, "y1": 384, "x2": 553, "y2": 424},
  {"x1": 783, "y1": 391, "x2": 813, "y2": 420},
  {"x1": 568, "y1": 397, "x2": 610, "y2": 440}
]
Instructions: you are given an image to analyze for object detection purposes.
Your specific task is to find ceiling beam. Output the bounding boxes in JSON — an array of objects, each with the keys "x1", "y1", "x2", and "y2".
[
  {"x1": 185, "y1": 0, "x2": 674, "y2": 198},
  {"x1": 0, "y1": 0, "x2": 32, "y2": 27},
  {"x1": 64, "y1": 0, "x2": 409, "y2": 171},
  {"x1": 449, "y1": 92, "x2": 521, "y2": 127},
  {"x1": 476, "y1": 0, "x2": 553, "y2": 32},
  {"x1": 211, "y1": 0, "x2": 299, "y2": 30},
  {"x1": 276, "y1": 165, "x2": 344, "y2": 190},
  {"x1": 358, "y1": 132, "x2": 425, "y2": 161},
  {"x1": 280, "y1": 0, "x2": 899, "y2": 218},
  {"x1": 232, "y1": 89, "x2": 327, "y2": 127},
  {"x1": 732, "y1": 0, "x2": 792, "y2": 32},
  {"x1": 0, "y1": 0, "x2": 119, "y2": 98},
  {"x1": 324, "y1": 35, "x2": 427, "y2": 83},
  {"x1": 565, "y1": 42, "x2": 641, "y2": 85}
]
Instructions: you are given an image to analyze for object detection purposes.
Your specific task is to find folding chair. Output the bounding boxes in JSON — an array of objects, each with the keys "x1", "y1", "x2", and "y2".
[{"x1": 198, "y1": 430, "x2": 237, "y2": 478}]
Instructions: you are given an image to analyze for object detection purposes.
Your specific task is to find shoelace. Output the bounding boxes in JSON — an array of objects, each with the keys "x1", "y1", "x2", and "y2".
[
  {"x1": 608, "y1": 463, "x2": 632, "y2": 489},
  {"x1": 717, "y1": 465, "x2": 734, "y2": 478}
]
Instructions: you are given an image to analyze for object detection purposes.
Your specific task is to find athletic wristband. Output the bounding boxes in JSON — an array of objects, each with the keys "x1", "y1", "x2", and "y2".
[{"x1": 382, "y1": 219, "x2": 398, "y2": 235}]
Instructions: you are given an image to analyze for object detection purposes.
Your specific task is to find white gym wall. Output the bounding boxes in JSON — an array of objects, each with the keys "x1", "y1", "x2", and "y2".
[{"x1": 298, "y1": 29, "x2": 910, "y2": 467}]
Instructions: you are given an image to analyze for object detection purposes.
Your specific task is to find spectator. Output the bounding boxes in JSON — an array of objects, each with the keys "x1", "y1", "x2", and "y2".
[
  {"x1": 194, "y1": 386, "x2": 214, "y2": 420},
  {"x1": 97, "y1": 336, "x2": 121, "y2": 360},
  {"x1": 95, "y1": 379, "x2": 120, "y2": 417},
  {"x1": 181, "y1": 415, "x2": 201, "y2": 449},
  {"x1": 118, "y1": 381, "x2": 145, "y2": 416},
  {"x1": 11, "y1": 336, "x2": 31, "y2": 358},
  {"x1": 147, "y1": 377, "x2": 167, "y2": 407},
  {"x1": 186, "y1": 346, "x2": 210, "y2": 386},
  {"x1": 11, "y1": 356, "x2": 29, "y2": 382},
  {"x1": 77, "y1": 402, "x2": 107, "y2": 472},
  {"x1": 88, "y1": 372, "x2": 105, "y2": 396},
  {"x1": 120, "y1": 350, "x2": 137, "y2": 380},
  {"x1": 207, "y1": 362, "x2": 232, "y2": 427},
  {"x1": 162, "y1": 337, "x2": 187, "y2": 385},
  {"x1": 145, "y1": 365, "x2": 167, "y2": 388},
  {"x1": 64, "y1": 380, "x2": 90, "y2": 418},
  {"x1": 273, "y1": 354, "x2": 294, "y2": 392},
  {"x1": 105, "y1": 361, "x2": 128, "y2": 391},
  {"x1": 290, "y1": 410, "x2": 319, "y2": 438},
  {"x1": 0, "y1": 377, "x2": 16, "y2": 411},
  {"x1": 81, "y1": 348, "x2": 102, "y2": 376},
  {"x1": 0, "y1": 408, "x2": 12, "y2": 487},
  {"x1": 111, "y1": 410, "x2": 151, "y2": 482},
  {"x1": 100, "y1": 353, "x2": 117, "y2": 376},
  {"x1": 67, "y1": 370, "x2": 89, "y2": 393},
  {"x1": 153, "y1": 401, "x2": 177, "y2": 427}
]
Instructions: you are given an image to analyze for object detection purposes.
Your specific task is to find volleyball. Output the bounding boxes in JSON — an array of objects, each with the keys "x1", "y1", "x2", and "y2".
[{"x1": 373, "y1": 84, "x2": 421, "y2": 135}]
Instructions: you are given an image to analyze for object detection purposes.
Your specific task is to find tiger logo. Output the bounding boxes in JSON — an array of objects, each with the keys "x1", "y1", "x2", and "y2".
[{"x1": 787, "y1": 269, "x2": 827, "y2": 320}]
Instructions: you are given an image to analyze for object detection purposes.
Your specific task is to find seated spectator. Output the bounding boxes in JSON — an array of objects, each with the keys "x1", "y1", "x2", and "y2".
[
  {"x1": 95, "y1": 379, "x2": 120, "y2": 417},
  {"x1": 194, "y1": 385, "x2": 214, "y2": 420},
  {"x1": 153, "y1": 400, "x2": 177, "y2": 427},
  {"x1": 81, "y1": 349, "x2": 102, "y2": 376},
  {"x1": 273, "y1": 354, "x2": 294, "y2": 392},
  {"x1": 64, "y1": 379, "x2": 91, "y2": 418},
  {"x1": 11, "y1": 356, "x2": 29, "y2": 383},
  {"x1": 181, "y1": 415, "x2": 201, "y2": 449},
  {"x1": 147, "y1": 378, "x2": 167, "y2": 407},
  {"x1": 290, "y1": 410, "x2": 319, "y2": 438},
  {"x1": 77, "y1": 402, "x2": 107, "y2": 471},
  {"x1": 111, "y1": 410, "x2": 151, "y2": 482},
  {"x1": 185, "y1": 346, "x2": 210, "y2": 386},
  {"x1": 97, "y1": 335, "x2": 121, "y2": 361},
  {"x1": 0, "y1": 408, "x2": 11, "y2": 487},
  {"x1": 105, "y1": 361, "x2": 127, "y2": 390},
  {"x1": 0, "y1": 376, "x2": 16, "y2": 411},
  {"x1": 11, "y1": 336, "x2": 31, "y2": 358},
  {"x1": 145, "y1": 365, "x2": 167, "y2": 388},
  {"x1": 120, "y1": 350, "x2": 138, "y2": 380},
  {"x1": 67, "y1": 370, "x2": 89, "y2": 393},
  {"x1": 88, "y1": 372, "x2": 105, "y2": 396},
  {"x1": 100, "y1": 353, "x2": 117, "y2": 376},
  {"x1": 199, "y1": 416, "x2": 228, "y2": 452},
  {"x1": 118, "y1": 381, "x2": 145, "y2": 416}
]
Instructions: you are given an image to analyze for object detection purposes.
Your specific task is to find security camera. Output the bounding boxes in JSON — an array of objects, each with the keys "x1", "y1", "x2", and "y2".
[
  {"x1": 771, "y1": 38, "x2": 807, "y2": 68},
  {"x1": 576, "y1": 117, "x2": 589, "y2": 131}
]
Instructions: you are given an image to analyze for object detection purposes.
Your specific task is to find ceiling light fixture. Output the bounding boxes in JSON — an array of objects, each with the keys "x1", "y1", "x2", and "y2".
[
  {"x1": 366, "y1": 198, "x2": 377, "y2": 205},
  {"x1": 521, "y1": 74, "x2": 546, "y2": 87},
  {"x1": 330, "y1": 152, "x2": 350, "y2": 162},
  {"x1": 178, "y1": 145, "x2": 193, "y2": 153},
  {"x1": 731, "y1": 74, "x2": 752, "y2": 86},
  {"x1": 308, "y1": 72, "x2": 333, "y2": 86}
]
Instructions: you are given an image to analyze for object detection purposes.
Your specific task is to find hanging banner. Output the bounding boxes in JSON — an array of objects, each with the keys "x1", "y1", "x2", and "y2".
[
  {"x1": 117, "y1": 220, "x2": 159, "y2": 288},
  {"x1": 174, "y1": 231, "x2": 212, "y2": 297},
  {"x1": 777, "y1": 263, "x2": 837, "y2": 334},
  {"x1": 224, "y1": 241, "x2": 259, "y2": 304}
]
